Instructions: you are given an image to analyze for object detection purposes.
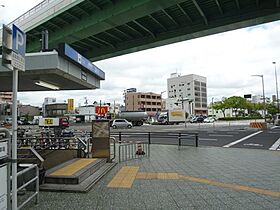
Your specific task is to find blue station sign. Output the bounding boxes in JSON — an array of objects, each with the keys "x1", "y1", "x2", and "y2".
[{"x1": 58, "y1": 43, "x2": 105, "y2": 80}]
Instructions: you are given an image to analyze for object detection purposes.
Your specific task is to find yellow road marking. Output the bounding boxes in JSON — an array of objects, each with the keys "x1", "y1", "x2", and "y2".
[
  {"x1": 107, "y1": 166, "x2": 139, "y2": 188},
  {"x1": 50, "y1": 159, "x2": 96, "y2": 176},
  {"x1": 107, "y1": 167, "x2": 280, "y2": 198}
]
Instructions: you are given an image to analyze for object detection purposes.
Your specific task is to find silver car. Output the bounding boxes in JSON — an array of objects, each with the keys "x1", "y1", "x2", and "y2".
[{"x1": 112, "y1": 119, "x2": 132, "y2": 129}]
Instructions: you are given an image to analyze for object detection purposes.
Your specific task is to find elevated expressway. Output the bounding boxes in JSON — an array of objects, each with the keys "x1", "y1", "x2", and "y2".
[
  {"x1": 1, "y1": 0, "x2": 279, "y2": 62},
  {"x1": 1, "y1": 0, "x2": 280, "y2": 91}
]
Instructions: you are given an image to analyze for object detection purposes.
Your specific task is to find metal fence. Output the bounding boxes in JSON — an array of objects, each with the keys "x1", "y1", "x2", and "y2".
[
  {"x1": 118, "y1": 141, "x2": 150, "y2": 162},
  {"x1": 16, "y1": 164, "x2": 39, "y2": 210},
  {"x1": 112, "y1": 131, "x2": 199, "y2": 147}
]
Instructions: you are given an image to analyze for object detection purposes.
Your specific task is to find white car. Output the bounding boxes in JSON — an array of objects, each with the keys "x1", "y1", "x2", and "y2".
[
  {"x1": 203, "y1": 117, "x2": 215, "y2": 123},
  {"x1": 112, "y1": 119, "x2": 133, "y2": 129}
]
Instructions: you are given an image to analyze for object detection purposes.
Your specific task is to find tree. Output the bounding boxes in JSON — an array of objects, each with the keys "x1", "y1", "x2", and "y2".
[
  {"x1": 211, "y1": 98, "x2": 228, "y2": 118},
  {"x1": 266, "y1": 102, "x2": 278, "y2": 116},
  {"x1": 225, "y1": 96, "x2": 248, "y2": 117}
]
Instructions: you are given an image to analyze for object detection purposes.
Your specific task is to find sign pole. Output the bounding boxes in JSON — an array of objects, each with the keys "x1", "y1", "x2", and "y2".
[{"x1": 11, "y1": 68, "x2": 18, "y2": 210}]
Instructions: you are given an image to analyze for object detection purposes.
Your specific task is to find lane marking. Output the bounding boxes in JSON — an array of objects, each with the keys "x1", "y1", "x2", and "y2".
[
  {"x1": 107, "y1": 166, "x2": 139, "y2": 188},
  {"x1": 199, "y1": 138, "x2": 217, "y2": 141},
  {"x1": 269, "y1": 138, "x2": 280, "y2": 150},
  {"x1": 108, "y1": 168, "x2": 280, "y2": 198},
  {"x1": 243, "y1": 143, "x2": 263, "y2": 147},
  {"x1": 271, "y1": 126, "x2": 279, "y2": 130},
  {"x1": 209, "y1": 134, "x2": 233, "y2": 137},
  {"x1": 223, "y1": 131, "x2": 263, "y2": 148}
]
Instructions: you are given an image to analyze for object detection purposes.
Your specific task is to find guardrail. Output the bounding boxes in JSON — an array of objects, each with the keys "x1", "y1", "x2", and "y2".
[
  {"x1": 16, "y1": 164, "x2": 39, "y2": 210},
  {"x1": 118, "y1": 141, "x2": 150, "y2": 162},
  {"x1": 112, "y1": 131, "x2": 199, "y2": 148},
  {"x1": 110, "y1": 137, "x2": 116, "y2": 162}
]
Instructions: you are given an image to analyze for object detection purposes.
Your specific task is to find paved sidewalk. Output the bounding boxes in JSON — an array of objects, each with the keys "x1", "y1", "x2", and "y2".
[{"x1": 26, "y1": 145, "x2": 280, "y2": 210}]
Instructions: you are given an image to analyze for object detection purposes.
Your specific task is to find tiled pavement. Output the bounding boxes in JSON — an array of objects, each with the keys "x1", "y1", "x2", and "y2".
[{"x1": 26, "y1": 145, "x2": 280, "y2": 210}]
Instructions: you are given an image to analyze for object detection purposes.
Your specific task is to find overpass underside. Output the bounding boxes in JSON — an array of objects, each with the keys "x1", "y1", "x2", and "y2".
[
  {"x1": 20, "y1": 0, "x2": 280, "y2": 61},
  {"x1": 0, "y1": 51, "x2": 101, "y2": 91}
]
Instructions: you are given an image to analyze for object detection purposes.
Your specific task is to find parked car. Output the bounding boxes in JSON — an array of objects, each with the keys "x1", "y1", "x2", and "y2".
[
  {"x1": 112, "y1": 119, "x2": 133, "y2": 129},
  {"x1": 204, "y1": 117, "x2": 215, "y2": 123},
  {"x1": 190, "y1": 116, "x2": 204, "y2": 123}
]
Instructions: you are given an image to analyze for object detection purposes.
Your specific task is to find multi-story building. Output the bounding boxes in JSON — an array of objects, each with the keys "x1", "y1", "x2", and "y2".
[
  {"x1": 167, "y1": 73, "x2": 207, "y2": 115},
  {"x1": 125, "y1": 92, "x2": 162, "y2": 115},
  {"x1": 42, "y1": 97, "x2": 56, "y2": 116},
  {"x1": 0, "y1": 92, "x2": 12, "y2": 103}
]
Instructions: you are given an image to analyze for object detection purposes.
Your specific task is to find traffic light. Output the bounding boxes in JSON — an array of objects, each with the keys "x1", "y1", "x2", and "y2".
[{"x1": 2, "y1": 24, "x2": 13, "y2": 70}]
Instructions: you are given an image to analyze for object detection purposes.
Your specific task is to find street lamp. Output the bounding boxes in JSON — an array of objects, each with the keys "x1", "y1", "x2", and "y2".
[
  {"x1": 251, "y1": 74, "x2": 266, "y2": 121},
  {"x1": 160, "y1": 90, "x2": 166, "y2": 111},
  {"x1": 273, "y1": 62, "x2": 279, "y2": 113}
]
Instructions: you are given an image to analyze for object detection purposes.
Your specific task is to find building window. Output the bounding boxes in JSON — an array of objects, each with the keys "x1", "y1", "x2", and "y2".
[
  {"x1": 202, "y1": 103, "x2": 207, "y2": 108},
  {"x1": 195, "y1": 103, "x2": 201, "y2": 107},
  {"x1": 201, "y1": 82, "x2": 206, "y2": 87},
  {"x1": 194, "y1": 81, "x2": 200, "y2": 86}
]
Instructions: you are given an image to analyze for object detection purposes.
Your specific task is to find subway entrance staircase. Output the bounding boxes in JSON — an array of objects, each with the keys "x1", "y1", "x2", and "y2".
[{"x1": 40, "y1": 158, "x2": 116, "y2": 192}]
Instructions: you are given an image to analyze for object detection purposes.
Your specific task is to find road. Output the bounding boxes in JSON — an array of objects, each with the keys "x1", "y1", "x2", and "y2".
[
  {"x1": 18, "y1": 121, "x2": 280, "y2": 151},
  {"x1": 107, "y1": 122, "x2": 280, "y2": 151}
]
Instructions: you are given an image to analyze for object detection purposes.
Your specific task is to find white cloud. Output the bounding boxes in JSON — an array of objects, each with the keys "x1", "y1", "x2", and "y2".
[{"x1": 2, "y1": 1, "x2": 280, "y2": 107}]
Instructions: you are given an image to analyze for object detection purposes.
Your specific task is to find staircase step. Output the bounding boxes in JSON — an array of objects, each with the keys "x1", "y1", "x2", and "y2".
[
  {"x1": 40, "y1": 162, "x2": 116, "y2": 192},
  {"x1": 44, "y1": 158, "x2": 107, "y2": 184}
]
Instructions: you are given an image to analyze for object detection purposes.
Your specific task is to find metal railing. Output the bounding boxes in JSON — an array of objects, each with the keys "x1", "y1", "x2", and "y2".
[
  {"x1": 15, "y1": 164, "x2": 39, "y2": 210},
  {"x1": 118, "y1": 141, "x2": 150, "y2": 162},
  {"x1": 17, "y1": 147, "x2": 44, "y2": 169},
  {"x1": 0, "y1": 0, "x2": 85, "y2": 45},
  {"x1": 17, "y1": 136, "x2": 84, "y2": 150},
  {"x1": 110, "y1": 137, "x2": 116, "y2": 162},
  {"x1": 112, "y1": 131, "x2": 199, "y2": 148}
]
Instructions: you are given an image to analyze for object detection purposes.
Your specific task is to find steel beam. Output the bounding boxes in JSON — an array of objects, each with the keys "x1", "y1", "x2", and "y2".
[
  {"x1": 87, "y1": 0, "x2": 101, "y2": 10},
  {"x1": 235, "y1": 0, "x2": 240, "y2": 9},
  {"x1": 104, "y1": 31, "x2": 123, "y2": 41},
  {"x1": 133, "y1": 20, "x2": 155, "y2": 38},
  {"x1": 214, "y1": 0, "x2": 223, "y2": 14},
  {"x1": 114, "y1": 27, "x2": 133, "y2": 39},
  {"x1": 162, "y1": 9, "x2": 179, "y2": 26},
  {"x1": 125, "y1": 23, "x2": 143, "y2": 36},
  {"x1": 177, "y1": 4, "x2": 193, "y2": 22},
  {"x1": 149, "y1": 15, "x2": 167, "y2": 30},
  {"x1": 92, "y1": 36, "x2": 115, "y2": 48},
  {"x1": 27, "y1": 0, "x2": 187, "y2": 52},
  {"x1": 191, "y1": 0, "x2": 208, "y2": 25}
]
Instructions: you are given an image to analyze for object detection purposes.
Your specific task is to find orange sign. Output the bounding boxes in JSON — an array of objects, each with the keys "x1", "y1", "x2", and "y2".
[{"x1": 96, "y1": 106, "x2": 108, "y2": 116}]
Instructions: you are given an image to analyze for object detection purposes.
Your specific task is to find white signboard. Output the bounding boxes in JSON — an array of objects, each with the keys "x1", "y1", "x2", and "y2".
[
  {"x1": 39, "y1": 118, "x2": 60, "y2": 127},
  {"x1": 0, "y1": 142, "x2": 8, "y2": 159},
  {"x1": 0, "y1": 165, "x2": 7, "y2": 210},
  {"x1": 11, "y1": 51, "x2": 25, "y2": 71}
]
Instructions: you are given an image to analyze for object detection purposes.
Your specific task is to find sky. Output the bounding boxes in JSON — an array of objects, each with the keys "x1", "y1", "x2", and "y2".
[{"x1": 1, "y1": 0, "x2": 280, "y2": 107}]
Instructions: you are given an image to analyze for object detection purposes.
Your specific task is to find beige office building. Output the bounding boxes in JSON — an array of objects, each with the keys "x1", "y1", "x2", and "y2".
[
  {"x1": 125, "y1": 92, "x2": 162, "y2": 115},
  {"x1": 0, "y1": 92, "x2": 12, "y2": 103}
]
